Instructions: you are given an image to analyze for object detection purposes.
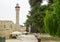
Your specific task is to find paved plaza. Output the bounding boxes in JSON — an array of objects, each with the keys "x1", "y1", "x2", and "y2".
[
  {"x1": 6, "y1": 34, "x2": 60, "y2": 42},
  {"x1": 6, "y1": 35, "x2": 38, "y2": 42}
]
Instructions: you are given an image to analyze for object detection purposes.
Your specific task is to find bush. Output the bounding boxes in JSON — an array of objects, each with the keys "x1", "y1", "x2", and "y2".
[
  {"x1": 0, "y1": 37, "x2": 5, "y2": 42},
  {"x1": 44, "y1": 10, "x2": 58, "y2": 36}
]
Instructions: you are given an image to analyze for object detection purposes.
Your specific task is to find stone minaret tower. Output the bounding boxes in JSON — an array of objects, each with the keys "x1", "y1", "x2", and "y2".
[{"x1": 15, "y1": 4, "x2": 20, "y2": 25}]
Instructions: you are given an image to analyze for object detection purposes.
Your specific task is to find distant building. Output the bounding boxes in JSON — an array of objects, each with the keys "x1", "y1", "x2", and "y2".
[{"x1": 0, "y1": 4, "x2": 26, "y2": 39}]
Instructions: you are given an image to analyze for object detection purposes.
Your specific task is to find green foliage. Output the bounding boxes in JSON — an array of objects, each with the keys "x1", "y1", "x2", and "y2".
[
  {"x1": 54, "y1": 0, "x2": 60, "y2": 37},
  {"x1": 25, "y1": 0, "x2": 54, "y2": 33},
  {"x1": 49, "y1": 0, "x2": 53, "y2": 3},
  {"x1": 25, "y1": 0, "x2": 48, "y2": 33},
  {"x1": 0, "y1": 37, "x2": 5, "y2": 42},
  {"x1": 44, "y1": 0, "x2": 60, "y2": 37},
  {"x1": 44, "y1": 10, "x2": 58, "y2": 36},
  {"x1": 29, "y1": 0, "x2": 42, "y2": 7}
]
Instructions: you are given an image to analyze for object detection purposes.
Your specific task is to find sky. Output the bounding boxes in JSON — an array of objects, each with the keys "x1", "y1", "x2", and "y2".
[
  {"x1": 41, "y1": 0, "x2": 48, "y2": 5},
  {"x1": 0, "y1": 0, "x2": 47, "y2": 26},
  {"x1": 0, "y1": 0, "x2": 30, "y2": 25}
]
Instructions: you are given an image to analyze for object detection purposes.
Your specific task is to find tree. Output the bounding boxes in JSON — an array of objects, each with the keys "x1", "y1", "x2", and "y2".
[
  {"x1": 54, "y1": 0, "x2": 60, "y2": 37},
  {"x1": 25, "y1": 0, "x2": 53, "y2": 33},
  {"x1": 25, "y1": 0, "x2": 48, "y2": 33},
  {"x1": 44, "y1": 0, "x2": 60, "y2": 37},
  {"x1": 29, "y1": 0, "x2": 42, "y2": 7},
  {"x1": 44, "y1": 10, "x2": 58, "y2": 36},
  {"x1": 48, "y1": 0, "x2": 53, "y2": 3}
]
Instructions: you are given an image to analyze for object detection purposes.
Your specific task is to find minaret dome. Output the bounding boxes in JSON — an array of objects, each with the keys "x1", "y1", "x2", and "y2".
[{"x1": 15, "y1": 4, "x2": 20, "y2": 8}]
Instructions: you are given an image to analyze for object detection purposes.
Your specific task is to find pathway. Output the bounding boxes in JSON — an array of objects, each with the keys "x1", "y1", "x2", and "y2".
[{"x1": 6, "y1": 35, "x2": 38, "y2": 42}]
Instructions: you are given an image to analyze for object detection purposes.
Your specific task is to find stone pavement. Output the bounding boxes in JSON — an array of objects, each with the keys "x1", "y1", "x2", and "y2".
[{"x1": 6, "y1": 35, "x2": 38, "y2": 42}]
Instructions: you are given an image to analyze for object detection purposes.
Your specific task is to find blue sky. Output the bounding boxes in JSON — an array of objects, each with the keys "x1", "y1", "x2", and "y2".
[{"x1": 0, "y1": 0, "x2": 47, "y2": 25}]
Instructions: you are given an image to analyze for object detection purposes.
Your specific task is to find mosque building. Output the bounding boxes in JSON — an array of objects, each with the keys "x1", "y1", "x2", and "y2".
[{"x1": 0, "y1": 4, "x2": 26, "y2": 39}]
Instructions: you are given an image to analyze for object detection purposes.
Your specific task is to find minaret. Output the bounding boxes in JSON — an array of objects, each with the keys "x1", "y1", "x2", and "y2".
[{"x1": 15, "y1": 4, "x2": 20, "y2": 25}]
